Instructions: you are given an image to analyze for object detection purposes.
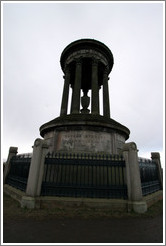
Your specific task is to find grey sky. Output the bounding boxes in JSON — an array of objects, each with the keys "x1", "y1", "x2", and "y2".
[{"x1": 2, "y1": 2, "x2": 164, "y2": 164}]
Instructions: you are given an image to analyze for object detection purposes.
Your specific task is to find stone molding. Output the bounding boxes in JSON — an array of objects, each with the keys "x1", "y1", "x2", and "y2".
[
  {"x1": 40, "y1": 114, "x2": 130, "y2": 140},
  {"x1": 65, "y1": 49, "x2": 108, "y2": 68}
]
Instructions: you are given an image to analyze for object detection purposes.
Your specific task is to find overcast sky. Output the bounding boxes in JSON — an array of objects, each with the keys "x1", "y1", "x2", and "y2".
[{"x1": 2, "y1": 1, "x2": 164, "y2": 164}]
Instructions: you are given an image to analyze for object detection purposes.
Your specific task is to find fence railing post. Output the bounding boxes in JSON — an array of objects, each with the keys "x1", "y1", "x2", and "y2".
[
  {"x1": 3, "y1": 147, "x2": 18, "y2": 184},
  {"x1": 122, "y1": 142, "x2": 147, "y2": 213},
  {"x1": 151, "y1": 152, "x2": 163, "y2": 190},
  {"x1": 25, "y1": 138, "x2": 48, "y2": 197}
]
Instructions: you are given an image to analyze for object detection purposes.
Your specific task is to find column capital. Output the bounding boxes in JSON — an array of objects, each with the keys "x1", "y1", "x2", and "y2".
[
  {"x1": 75, "y1": 57, "x2": 83, "y2": 65},
  {"x1": 92, "y1": 57, "x2": 99, "y2": 66}
]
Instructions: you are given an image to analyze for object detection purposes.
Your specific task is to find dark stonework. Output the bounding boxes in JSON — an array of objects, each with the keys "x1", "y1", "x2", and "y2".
[{"x1": 40, "y1": 39, "x2": 130, "y2": 154}]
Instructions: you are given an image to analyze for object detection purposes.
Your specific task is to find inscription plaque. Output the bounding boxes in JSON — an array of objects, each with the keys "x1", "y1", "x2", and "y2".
[{"x1": 55, "y1": 130, "x2": 113, "y2": 154}]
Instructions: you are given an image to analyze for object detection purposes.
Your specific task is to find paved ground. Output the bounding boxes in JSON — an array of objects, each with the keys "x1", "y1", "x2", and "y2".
[
  {"x1": 4, "y1": 215, "x2": 163, "y2": 243},
  {"x1": 3, "y1": 194, "x2": 163, "y2": 244}
]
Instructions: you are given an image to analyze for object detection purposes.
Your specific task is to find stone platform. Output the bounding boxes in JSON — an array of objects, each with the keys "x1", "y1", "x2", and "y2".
[{"x1": 4, "y1": 184, "x2": 163, "y2": 213}]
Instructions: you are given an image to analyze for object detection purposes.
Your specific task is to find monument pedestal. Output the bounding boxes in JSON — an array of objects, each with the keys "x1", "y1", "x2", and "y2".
[{"x1": 40, "y1": 114, "x2": 130, "y2": 155}]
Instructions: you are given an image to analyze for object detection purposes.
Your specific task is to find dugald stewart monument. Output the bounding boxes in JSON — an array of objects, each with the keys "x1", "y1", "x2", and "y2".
[
  {"x1": 4, "y1": 39, "x2": 163, "y2": 213},
  {"x1": 40, "y1": 39, "x2": 129, "y2": 155}
]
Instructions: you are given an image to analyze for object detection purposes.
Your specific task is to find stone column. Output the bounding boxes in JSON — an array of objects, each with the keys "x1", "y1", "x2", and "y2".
[
  {"x1": 91, "y1": 59, "x2": 99, "y2": 114},
  {"x1": 26, "y1": 138, "x2": 48, "y2": 197},
  {"x1": 71, "y1": 58, "x2": 82, "y2": 114},
  {"x1": 122, "y1": 142, "x2": 147, "y2": 213},
  {"x1": 103, "y1": 66, "x2": 110, "y2": 118},
  {"x1": 3, "y1": 147, "x2": 18, "y2": 184},
  {"x1": 60, "y1": 65, "x2": 70, "y2": 116},
  {"x1": 151, "y1": 152, "x2": 163, "y2": 189}
]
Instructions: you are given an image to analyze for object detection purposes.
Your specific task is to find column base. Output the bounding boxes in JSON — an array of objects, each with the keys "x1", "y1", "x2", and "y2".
[
  {"x1": 21, "y1": 196, "x2": 36, "y2": 209},
  {"x1": 132, "y1": 201, "x2": 147, "y2": 213}
]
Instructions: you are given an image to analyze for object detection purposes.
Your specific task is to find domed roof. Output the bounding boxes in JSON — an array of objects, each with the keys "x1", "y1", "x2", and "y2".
[{"x1": 60, "y1": 39, "x2": 114, "y2": 73}]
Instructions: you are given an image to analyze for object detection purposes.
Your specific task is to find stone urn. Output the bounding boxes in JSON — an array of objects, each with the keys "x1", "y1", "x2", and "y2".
[{"x1": 81, "y1": 94, "x2": 90, "y2": 114}]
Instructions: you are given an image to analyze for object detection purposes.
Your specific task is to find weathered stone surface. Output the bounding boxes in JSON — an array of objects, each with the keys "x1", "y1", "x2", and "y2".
[
  {"x1": 26, "y1": 138, "x2": 48, "y2": 197},
  {"x1": 40, "y1": 114, "x2": 129, "y2": 154},
  {"x1": 122, "y1": 142, "x2": 143, "y2": 201},
  {"x1": 132, "y1": 201, "x2": 147, "y2": 213},
  {"x1": 44, "y1": 130, "x2": 126, "y2": 154},
  {"x1": 50, "y1": 130, "x2": 125, "y2": 154}
]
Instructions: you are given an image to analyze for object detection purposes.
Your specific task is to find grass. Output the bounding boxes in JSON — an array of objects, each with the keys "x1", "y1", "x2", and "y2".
[{"x1": 3, "y1": 193, "x2": 163, "y2": 220}]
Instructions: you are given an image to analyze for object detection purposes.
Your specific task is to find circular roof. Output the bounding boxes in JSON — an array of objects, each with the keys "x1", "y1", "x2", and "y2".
[{"x1": 60, "y1": 39, "x2": 114, "y2": 73}]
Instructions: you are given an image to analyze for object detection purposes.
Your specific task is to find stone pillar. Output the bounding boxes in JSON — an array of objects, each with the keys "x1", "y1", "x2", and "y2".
[
  {"x1": 122, "y1": 142, "x2": 147, "y2": 213},
  {"x1": 26, "y1": 138, "x2": 48, "y2": 197},
  {"x1": 3, "y1": 147, "x2": 18, "y2": 184},
  {"x1": 60, "y1": 65, "x2": 70, "y2": 116},
  {"x1": 151, "y1": 152, "x2": 163, "y2": 189},
  {"x1": 71, "y1": 58, "x2": 82, "y2": 114},
  {"x1": 103, "y1": 67, "x2": 110, "y2": 118},
  {"x1": 91, "y1": 59, "x2": 99, "y2": 115}
]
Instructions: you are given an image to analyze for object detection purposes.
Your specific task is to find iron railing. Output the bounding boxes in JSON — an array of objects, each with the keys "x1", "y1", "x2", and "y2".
[
  {"x1": 41, "y1": 152, "x2": 127, "y2": 199},
  {"x1": 6, "y1": 154, "x2": 31, "y2": 191},
  {"x1": 139, "y1": 158, "x2": 161, "y2": 196}
]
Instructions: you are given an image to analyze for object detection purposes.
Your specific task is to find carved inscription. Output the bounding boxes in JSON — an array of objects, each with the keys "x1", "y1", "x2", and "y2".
[{"x1": 57, "y1": 130, "x2": 112, "y2": 153}]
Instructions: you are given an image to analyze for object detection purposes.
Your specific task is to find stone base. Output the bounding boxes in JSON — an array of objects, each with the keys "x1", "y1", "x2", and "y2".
[
  {"x1": 143, "y1": 190, "x2": 163, "y2": 207},
  {"x1": 40, "y1": 114, "x2": 130, "y2": 155},
  {"x1": 4, "y1": 184, "x2": 163, "y2": 214},
  {"x1": 3, "y1": 183, "x2": 24, "y2": 203},
  {"x1": 21, "y1": 196, "x2": 36, "y2": 209},
  {"x1": 45, "y1": 128, "x2": 126, "y2": 155},
  {"x1": 132, "y1": 201, "x2": 147, "y2": 213}
]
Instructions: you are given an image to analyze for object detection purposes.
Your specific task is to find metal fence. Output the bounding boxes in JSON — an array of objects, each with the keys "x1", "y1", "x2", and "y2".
[
  {"x1": 139, "y1": 158, "x2": 161, "y2": 196},
  {"x1": 6, "y1": 154, "x2": 31, "y2": 191},
  {"x1": 41, "y1": 152, "x2": 127, "y2": 199}
]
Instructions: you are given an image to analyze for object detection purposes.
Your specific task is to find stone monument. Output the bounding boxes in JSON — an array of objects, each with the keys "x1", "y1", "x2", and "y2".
[
  {"x1": 4, "y1": 39, "x2": 162, "y2": 213},
  {"x1": 40, "y1": 39, "x2": 130, "y2": 155}
]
